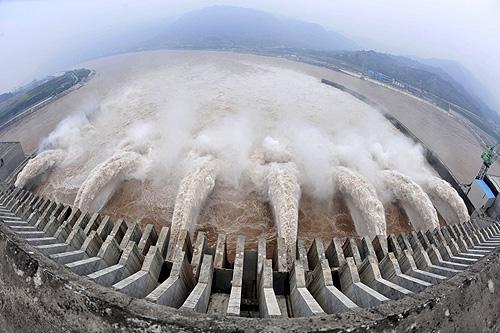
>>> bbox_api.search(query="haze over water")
[2,50,480,256]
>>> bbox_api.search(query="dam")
[1,106,499,329]
[0,51,499,332]
[0,182,499,331]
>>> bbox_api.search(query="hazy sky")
[1,0,499,109]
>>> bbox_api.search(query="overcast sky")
[1,0,500,109]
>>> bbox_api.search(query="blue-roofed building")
[468,178,496,213]
[476,179,495,199]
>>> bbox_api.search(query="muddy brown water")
[3,50,491,262]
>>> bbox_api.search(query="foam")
[382,170,439,231]
[15,149,66,188]
[335,166,386,238]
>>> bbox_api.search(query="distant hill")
[0,93,13,104]
[418,57,499,114]
[330,50,499,125]
[0,69,92,128]
[5,5,495,136]
[147,6,358,51]
[144,7,497,126]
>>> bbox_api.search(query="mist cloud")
[1,0,499,112]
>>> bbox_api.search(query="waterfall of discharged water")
[335,166,386,238]
[15,149,66,188]
[267,161,300,267]
[382,170,439,231]
[170,155,219,247]
[423,176,469,225]
[74,151,144,212]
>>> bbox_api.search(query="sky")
[1,0,500,110]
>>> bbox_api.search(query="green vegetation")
[0,69,91,127]
[0,93,13,104]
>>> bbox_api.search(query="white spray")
[21,53,465,255]
[74,151,146,212]
[267,161,301,265]
[170,154,219,246]
[382,170,439,231]
[423,176,469,225]
[252,137,301,268]
[15,149,66,188]
[334,166,386,238]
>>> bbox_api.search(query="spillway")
[74,151,145,212]
[334,166,386,238]
[170,154,219,248]
[2,49,494,330]
[267,161,300,267]
[1,180,497,329]
[14,149,65,188]
[382,170,439,231]
[423,176,469,225]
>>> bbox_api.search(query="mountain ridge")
[148,6,359,51]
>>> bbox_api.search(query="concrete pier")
[258,259,282,318]
[1,182,499,321]
[379,252,431,292]
[191,231,207,280]
[338,257,389,307]
[325,238,346,268]
[307,238,325,270]
[408,231,460,277]
[119,222,142,250]
[357,255,412,299]
[180,254,214,313]
[289,259,325,317]
[146,250,194,307]
[297,238,309,269]
[167,229,192,263]
[308,258,357,313]
[342,238,362,266]
[273,237,288,272]
[113,245,164,298]
[227,236,245,316]
[89,241,144,286]
[213,233,227,269]
[138,224,158,255]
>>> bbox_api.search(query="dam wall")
[0,71,95,133]
[0,76,496,331]
[0,184,499,332]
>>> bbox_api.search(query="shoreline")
[0,70,95,133]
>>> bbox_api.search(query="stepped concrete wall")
[0,123,499,332]
[0,222,499,332]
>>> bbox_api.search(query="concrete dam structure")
[1,181,499,332]
[0,52,499,332]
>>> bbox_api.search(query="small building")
[466,175,500,219]
[0,142,25,182]
[367,70,393,84]
[468,178,495,211]
[391,79,406,89]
